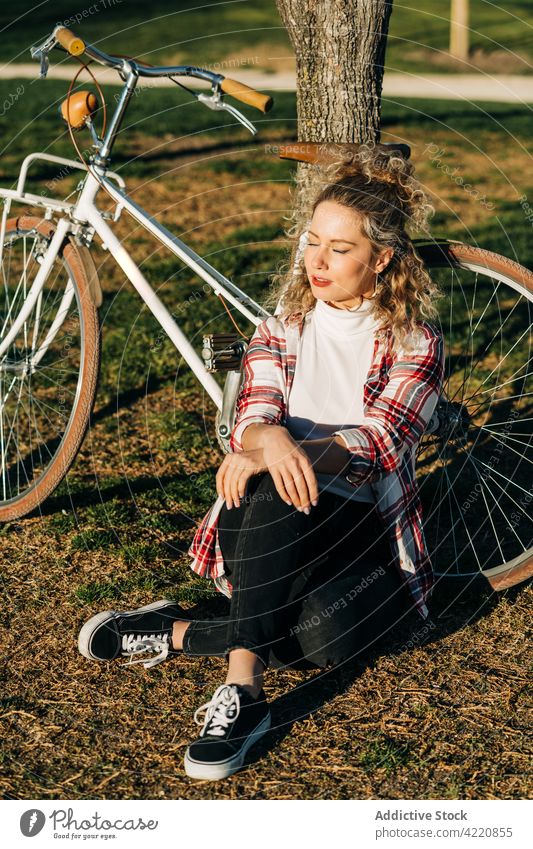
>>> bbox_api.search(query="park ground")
[0,64,531,800]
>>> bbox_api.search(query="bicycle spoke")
[0,241,80,493]
[447,464,484,571]
[465,320,531,398]
[473,426,532,465]
[0,237,40,338]
[461,358,532,406]
[447,286,525,407]
[456,271,478,408]
[466,453,530,548]
[446,281,501,405]
[481,429,532,438]
[467,392,532,421]
[467,451,532,509]
[469,459,526,551]
[463,452,507,564]
[0,380,33,499]
[2,376,29,470]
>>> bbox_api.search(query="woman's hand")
[261,427,319,512]
[216,448,268,509]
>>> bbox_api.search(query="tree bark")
[276,0,393,145]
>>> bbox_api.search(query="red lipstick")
[311,275,332,288]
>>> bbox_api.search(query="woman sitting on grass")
[78,143,445,782]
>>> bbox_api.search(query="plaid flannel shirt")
[188,309,445,620]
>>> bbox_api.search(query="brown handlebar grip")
[220,78,273,113]
[55,27,86,56]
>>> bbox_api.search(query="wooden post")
[450,0,470,60]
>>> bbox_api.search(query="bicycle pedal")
[202,334,247,372]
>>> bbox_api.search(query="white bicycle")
[0,24,531,596]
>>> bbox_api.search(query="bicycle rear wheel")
[0,216,101,520]
[415,241,532,591]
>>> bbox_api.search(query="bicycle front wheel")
[415,241,532,591]
[0,216,101,520]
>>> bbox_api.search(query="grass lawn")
[0,78,531,799]
[1,1,532,74]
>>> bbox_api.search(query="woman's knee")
[234,471,300,522]
[244,470,285,504]
[221,471,320,528]
[289,596,344,668]
[292,582,404,669]
[298,623,368,668]
[298,633,349,669]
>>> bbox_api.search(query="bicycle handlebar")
[53,26,273,113]
[219,78,272,113]
[55,26,85,57]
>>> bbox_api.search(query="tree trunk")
[276,0,393,145]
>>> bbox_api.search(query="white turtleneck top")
[285,297,382,503]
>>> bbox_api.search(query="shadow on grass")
[240,577,529,775]
[14,367,219,520]
[29,472,206,520]
[90,372,178,424]
[111,134,294,176]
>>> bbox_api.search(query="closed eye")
[306,242,349,254]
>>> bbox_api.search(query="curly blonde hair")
[263,142,443,352]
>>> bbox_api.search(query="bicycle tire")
[415,240,532,591]
[0,216,101,521]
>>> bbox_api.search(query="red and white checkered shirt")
[188,310,445,620]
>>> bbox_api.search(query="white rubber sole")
[183,711,272,780]
[77,598,177,661]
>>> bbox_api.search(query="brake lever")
[196,89,257,135]
[30,32,57,78]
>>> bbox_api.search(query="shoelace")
[120,632,171,669]
[193,684,241,737]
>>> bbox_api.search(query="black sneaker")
[78,599,191,668]
[184,683,271,780]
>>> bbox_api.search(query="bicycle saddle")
[278,141,411,165]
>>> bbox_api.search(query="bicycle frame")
[0,152,272,412]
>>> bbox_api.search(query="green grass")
[0,82,298,190]
[73,567,217,605]
[74,580,118,604]
[70,528,118,551]
[1,1,532,73]
[357,735,414,773]
[5,76,528,277]
[386,0,533,73]
[1,0,290,68]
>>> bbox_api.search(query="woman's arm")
[242,423,351,474]
[295,435,353,474]
[229,319,286,453]
[237,423,320,509]
[223,320,321,510]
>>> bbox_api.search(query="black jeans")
[183,471,414,670]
